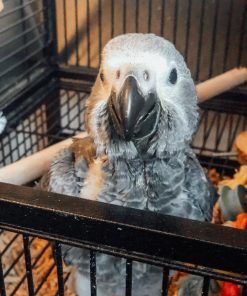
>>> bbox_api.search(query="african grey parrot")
[41,33,217,296]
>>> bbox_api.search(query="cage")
[0,0,247,295]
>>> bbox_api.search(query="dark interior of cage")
[0,0,247,296]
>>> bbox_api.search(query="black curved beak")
[108,76,160,141]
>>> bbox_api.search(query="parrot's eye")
[100,71,104,82]
[116,70,121,79]
[143,70,149,81]
[168,68,177,84]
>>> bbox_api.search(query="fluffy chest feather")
[48,138,211,222]
[80,154,205,220]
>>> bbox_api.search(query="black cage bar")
[1,183,247,288]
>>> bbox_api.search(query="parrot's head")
[85,34,198,160]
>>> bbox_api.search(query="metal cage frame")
[0,0,247,295]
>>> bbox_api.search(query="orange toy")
[220,282,241,296]
[220,213,247,296]
[231,213,247,229]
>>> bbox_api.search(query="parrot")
[40,33,217,296]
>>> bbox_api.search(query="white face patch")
[102,51,177,98]
[104,51,167,72]
[100,45,193,134]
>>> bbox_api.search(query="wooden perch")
[0,68,246,186]
[0,133,86,185]
[197,67,247,103]
[0,0,3,12]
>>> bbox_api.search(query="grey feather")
[42,33,217,296]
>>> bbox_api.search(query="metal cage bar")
[53,242,65,296]
[0,7,45,35]
[0,255,6,296]
[0,183,247,280]
[161,268,169,296]
[9,241,50,296]
[125,259,132,296]
[90,250,97,296]
[201,276,210,296]
[23,235,35,296]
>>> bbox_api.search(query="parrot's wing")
[38,148,79,195]
[38,136,99,275]
[185,151,218,222]
[39,136,96,196]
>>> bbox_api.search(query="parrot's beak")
[108,76,160,141]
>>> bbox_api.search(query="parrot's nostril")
[100,71,104,82]
[116,70,121,79]
[143,70,149,81]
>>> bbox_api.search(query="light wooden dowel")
[0,68,246,185]
[0,0,3,12]
[0,133,86,185]
[197,67,247,103]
